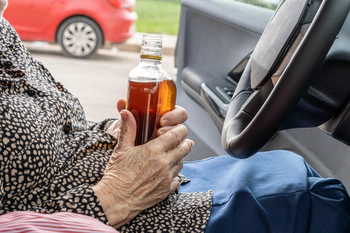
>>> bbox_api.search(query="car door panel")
[175,0,273,160]
[177,0,273,130]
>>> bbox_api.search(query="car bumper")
[102,10,138,44]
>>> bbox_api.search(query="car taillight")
[107,0,134,11]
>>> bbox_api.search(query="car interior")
[175,0,350,192]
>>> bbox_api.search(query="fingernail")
[120,110,127,121]
[160,119,168,126]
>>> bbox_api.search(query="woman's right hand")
[92,109,193,229]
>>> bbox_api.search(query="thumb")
[117,110,137,149]
[117,99,126,112]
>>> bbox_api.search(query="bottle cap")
[140,34,163,60]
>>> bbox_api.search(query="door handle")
[201,83,229,118]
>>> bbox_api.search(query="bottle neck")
[139,57,162,65]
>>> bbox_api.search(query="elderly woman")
[0,0,212,230]
[0,0,349,232]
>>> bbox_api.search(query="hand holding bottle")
[93,106,193,229]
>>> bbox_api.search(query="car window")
[236,0,280,10]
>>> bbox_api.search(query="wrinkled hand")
[105,120,121,139]
[92,101,193,228]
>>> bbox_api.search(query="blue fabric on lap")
[179,150,350,233]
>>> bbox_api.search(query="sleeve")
[34,59,119,134]
[0,211,118,232]
[31,183,110,225]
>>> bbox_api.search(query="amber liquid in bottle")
[127,79,177,145]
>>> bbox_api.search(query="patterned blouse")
[0,18,212,232]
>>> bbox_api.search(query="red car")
[4,0,137,58]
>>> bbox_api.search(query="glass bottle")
[126,34,177,146]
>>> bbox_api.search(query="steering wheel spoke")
[240,80,274,117]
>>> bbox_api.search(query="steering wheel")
[221,0,350,159]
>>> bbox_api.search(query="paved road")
[28,45,178,122]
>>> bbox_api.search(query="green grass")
[135,0,181,35]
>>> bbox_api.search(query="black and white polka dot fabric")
[0,18,212,232]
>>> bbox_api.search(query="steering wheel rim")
[222,0,350,159]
